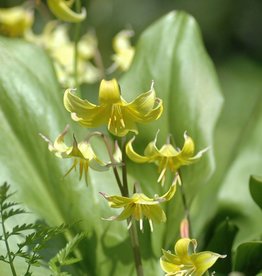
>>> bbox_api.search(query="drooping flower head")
[100,180,177,232]
[40,126,108,181]
[26,22,100,87]
[126,131,208,185]
[64,79,163,137]
[0,6,33,37]
[47,0,86,23]
[160,238,226,275]
[111,29,135,72]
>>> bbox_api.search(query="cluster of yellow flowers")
[0,3,134,87]
[53,78,224,275]
[0,1,225,275]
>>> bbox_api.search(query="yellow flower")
[40,126,108,181]
[126,131,208,185]
[111,30,135,72]
[64,79,163,137]
[101,180,176,232]
[47,0,86,23]
[26,22,100,87]
[0,6,33,37]
[160,238,226,275]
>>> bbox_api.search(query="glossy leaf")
[205,218,238,273]
[192,57,262,247]
[249,175,262,210]
[120,11,223,250]
[233,241,262,275]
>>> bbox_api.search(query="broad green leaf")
[0,36,109,275]
[233,241,262,275]
[205,218,238,273]
[192,57,262,247]
[249,175,262,210]
[120,11,223,251]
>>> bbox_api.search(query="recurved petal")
[99,79,121,104]
[47,0,86,23]
[144,131,161,158]
[78,141,96,159]
[160,250,181,274]
[175,238,197,260]
[64,89,108,127]
[101,193,134,208]
[142,204,166,223]
[126,137,150,163]
[134,193,159,205]
[88,159,108,171]
[189,147,209,162]
[126,86,156,114]
[53,125,70,153]
[191,251,226,275]
[161,249,182,265]
[66,135,85,158]
[125,96,163,123]
[158,181,177,202]
[177,132,208,164]
[181,132,195,158]
[115,204,134,221]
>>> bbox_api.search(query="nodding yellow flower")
[40,126,108,181]
[111,30,135,72]
[64,79,163,137]
[160,238,226,276]
[0,6,33,37]
[26,22,100,87]
[47,0,86,23]
[100,179,177,232]
[126,131,208,185]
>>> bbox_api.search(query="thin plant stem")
[87,132,124,194]
[127,218,144,276]
[74,0,82,94]
[0,213,17,276]
[178,172,193,238]
[103,135,124,194]
[121,137,144,276]
[121,137,129,197]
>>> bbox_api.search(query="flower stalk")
[73,0,81,93]
[121,137,144,276]
[179,174,193,237]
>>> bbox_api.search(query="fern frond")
[1,202,19,211]
[0,182,15,204]
[49,233,85,274]
[1,208,27,221]
[11,223,36,235]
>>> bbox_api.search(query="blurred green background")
[1,0,262,64]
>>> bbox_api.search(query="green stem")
[121,137,129,197]
[74,0,82,94]
[0,211,17,276]
[178,172,193,237]
[89,132,124,194]
[127,218,144,276]
[121,137,144,276]
[103,135,124,194]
